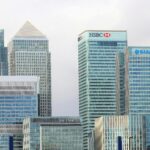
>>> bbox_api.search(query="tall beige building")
[8,21,51,116]
[94,115,145,150]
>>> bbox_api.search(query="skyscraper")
[125,47,150,115]
[78,30,127,149]
[125,47,150,149]
[8,21,51,116]
[0,29,8,75]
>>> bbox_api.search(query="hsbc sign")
[78,31,126,42]
[89,32,111,38]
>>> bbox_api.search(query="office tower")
[23,117,83,150]
[95,115,145,150]
[125,47,150,115]
[0,76,39,149]
[0,29,8,75]
[78,30,127,149]
[8,21,51,116]
[125,47,150,149]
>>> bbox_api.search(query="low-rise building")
[23,117,83,150]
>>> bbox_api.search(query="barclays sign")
[135,49,150,54]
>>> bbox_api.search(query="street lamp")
[129,136,133,150]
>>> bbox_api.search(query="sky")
[0,0,150,116]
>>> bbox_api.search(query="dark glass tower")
[0,29,8,75]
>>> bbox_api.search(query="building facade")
[8,21,51,116]
[0,125,23,150]
[88,130,95,150]
[95,115,145,150]
[0,76,39,150]
[125,47,150,149]
[0,29,8,75]
[23,117,83,150]
[125,47,150,115]
[0,76,39,124]
[78,30,127,149]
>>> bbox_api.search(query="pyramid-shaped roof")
[15,21,46,37]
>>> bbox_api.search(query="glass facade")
[0,124,23,150]
[145,115,150,149]
[8,21,51,116]
[0,134,9,150]
[40,125,83,150]
[126,47,150,115]
[125,47,150,149]
[0,29,8,75]
[95,115,145,150]
[78,30,127,149]
[88,130,95,150]
[23,117,83,150]
[0,76,39,150]
[23,117,41,150]
[0,131,23,150]
[0,76,39,124]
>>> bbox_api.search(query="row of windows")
[129,76,150,78]
[0,96,36,99]
[129,72,150,75]
[129,56,150,60]
[129,68,150,71]
[88,41,126,46]
[129,64,150,67]
[130,84,150,91]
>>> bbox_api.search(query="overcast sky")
[0,0,150,116]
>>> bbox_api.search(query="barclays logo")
[135,49,140,54]
[135,49,150,54]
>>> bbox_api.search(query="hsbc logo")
[89,32,111,38]
[103,33,111,37]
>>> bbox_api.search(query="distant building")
[23,117,83,150]
[78,30,127,149]
[95,115,145,150]
[8,21,51,116]
[0,76,39,149]
[0,29,8,75]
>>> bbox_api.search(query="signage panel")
[79,31,127,41]
[131,48,150,55]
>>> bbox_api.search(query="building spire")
[15,21,46,37]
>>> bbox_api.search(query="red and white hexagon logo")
[103,33,111,37]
